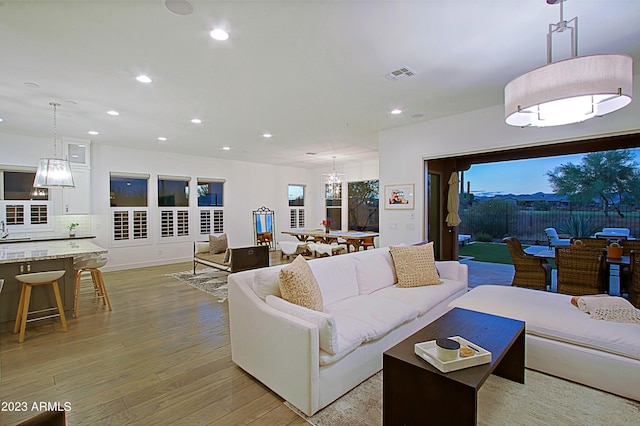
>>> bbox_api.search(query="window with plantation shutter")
[199,208,224,235]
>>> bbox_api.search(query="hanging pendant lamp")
[505,0,633,127]
[33,102,75,188]
[322,156,346,199]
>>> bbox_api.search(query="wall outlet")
[158,249,163,255]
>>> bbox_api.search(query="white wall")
[0,133,333,271]
[378,77,640,248]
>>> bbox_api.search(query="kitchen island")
[0,240,107,333]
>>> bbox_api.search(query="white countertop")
[0,240,107,264]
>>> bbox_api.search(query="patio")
[461,244,626,295]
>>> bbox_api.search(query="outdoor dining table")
[523,246,628,296]
[281,230,379,253]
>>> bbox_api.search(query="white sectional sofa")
[449,285,640,401]
[228,247,468,416]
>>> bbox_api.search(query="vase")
[324,226,331,233]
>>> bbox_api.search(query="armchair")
[544,228,571,247]
[504,237,551,291]
[555,246,607,296]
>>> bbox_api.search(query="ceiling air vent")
[385,66,417,81]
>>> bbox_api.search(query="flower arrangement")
[321,218,333,232]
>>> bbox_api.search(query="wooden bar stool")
[73,255,112,318]
[14,270,68,343]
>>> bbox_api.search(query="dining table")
[281,230,379,253]
[523,245,628,296]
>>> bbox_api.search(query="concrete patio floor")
[460,259,515,289]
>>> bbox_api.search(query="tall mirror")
[253,206,275,250]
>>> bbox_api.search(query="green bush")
[461,199,517,240]
[474,233,493,242]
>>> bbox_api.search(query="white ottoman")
[279,241,309,259]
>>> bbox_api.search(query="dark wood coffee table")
[383,307,525,425]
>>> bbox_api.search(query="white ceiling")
[1,0,639,168]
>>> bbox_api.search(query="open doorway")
[425,132,640,260]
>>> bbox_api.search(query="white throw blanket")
[572,295,640,324]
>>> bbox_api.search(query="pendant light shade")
[33,102,75,188]
[34,158,75,188]
[505,1,633,127]
[505,54,633,127]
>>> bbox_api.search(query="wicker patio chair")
[627,251,640,308]
[503,237,551,291]
[555,246,608,296]
[622,239,640,256]
[573,237,607,250]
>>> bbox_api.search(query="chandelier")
[322,156,346,199]
[33,102,75,188]
[504,0,633,127]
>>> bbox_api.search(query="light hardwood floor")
[0,256,309,425]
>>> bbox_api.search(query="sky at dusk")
[463,148,640,196]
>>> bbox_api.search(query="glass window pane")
[158,179,189,207]
[110,177,148,207]
[348,180,379,232]
[288,185,305,206]
[3,171,48,200]
[197,181,223,206]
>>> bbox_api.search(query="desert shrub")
[474,232,493,242]
[461,199,517,240]
[558,215,603,238]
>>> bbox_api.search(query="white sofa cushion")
[449,285,640,361]
[308,253,359,306]
[266,295,339,355]
[371,278,468,316]
[353,247,397,295]
[325,295,419,344]
[252,265,286,301]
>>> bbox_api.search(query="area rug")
[168,268,230,302]
[286,369,640,426]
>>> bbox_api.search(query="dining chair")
[555,246,608,296]
[627,251,640,308]
[574,238,608,249]
[503,237,551,291]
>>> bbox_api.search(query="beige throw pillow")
[279,255,323,311]
[389,243,442,288]
[209,234,228,254]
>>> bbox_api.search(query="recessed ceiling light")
[390,109,402,115]
[305,152,317,156]
[107,110,120,116]
[136,75,152,83]
[191,118,202,124]
[262,133,272,138]
[158,137,168,141]
[210,28,229,41]
[222,146,231,151]
[88,131,99,135]
[23,82,40,89]
[0,118,3,122]
[164,0,194,16]
[411,113,424,119]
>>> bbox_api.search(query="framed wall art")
[384,184,414,210]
